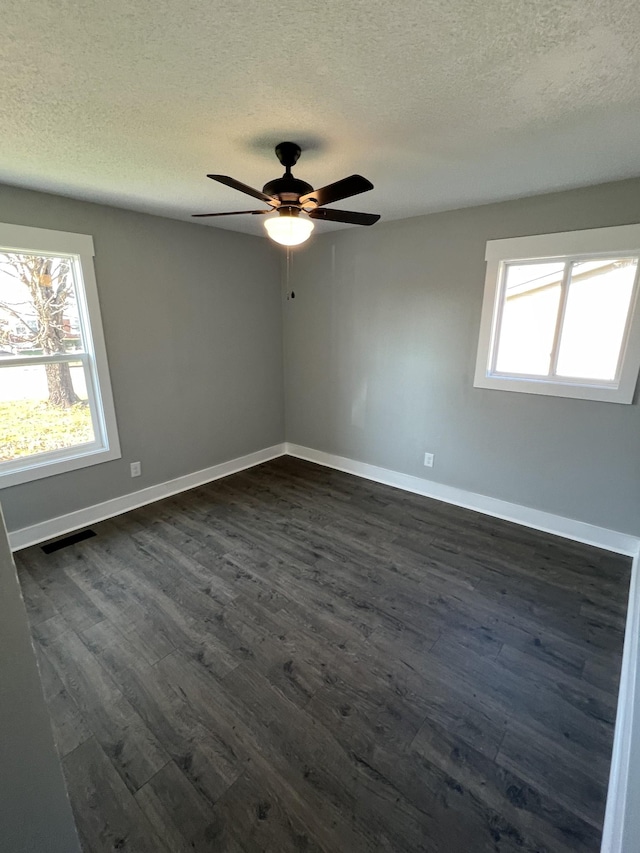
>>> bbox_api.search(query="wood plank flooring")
[15,457,631,852]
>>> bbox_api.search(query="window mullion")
[548,262,572,377]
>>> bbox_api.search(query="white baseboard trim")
[285,443,640,557]
[8,443,286,551]
[601,549,640,853]
[13,439,637,557]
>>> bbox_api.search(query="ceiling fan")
[193,142,380,246]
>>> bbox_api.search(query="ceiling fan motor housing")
[262,175,314,206]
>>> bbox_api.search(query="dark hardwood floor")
[16,457,631,852]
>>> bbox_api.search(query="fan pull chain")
[286,247,295,300]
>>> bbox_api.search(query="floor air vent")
[41,529,97,554]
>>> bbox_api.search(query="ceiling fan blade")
[192,210,271,217]
[308,208,380,226]
[299,175,373,207]
[207,174,279,206]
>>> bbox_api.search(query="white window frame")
[474,223,640,404]
[0,222,120,487]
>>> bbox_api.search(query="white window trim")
[0,222,121,487]
[474,223,640,404]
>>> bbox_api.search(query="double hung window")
[0,223,120,487]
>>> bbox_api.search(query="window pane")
[0,362,94,462]
[556,259,638,381]
[494,263,565,375]
[0,253,84,356]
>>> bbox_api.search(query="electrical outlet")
[423,452,434,468]
[130,461,141,478]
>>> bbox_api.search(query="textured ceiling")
[2,0,640,237]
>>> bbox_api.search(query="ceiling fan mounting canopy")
[193,141,380,245]
[274,141,301,169]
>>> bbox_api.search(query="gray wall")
[284,178,640,535]
[3,177,640,537]
[0,184,285,533]
[0,505,81,852]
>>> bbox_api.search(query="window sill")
[473,372,634,404]
[0,444,121,488]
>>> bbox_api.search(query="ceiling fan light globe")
[264,214,314,247]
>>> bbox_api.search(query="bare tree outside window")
[0,253,80,407]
